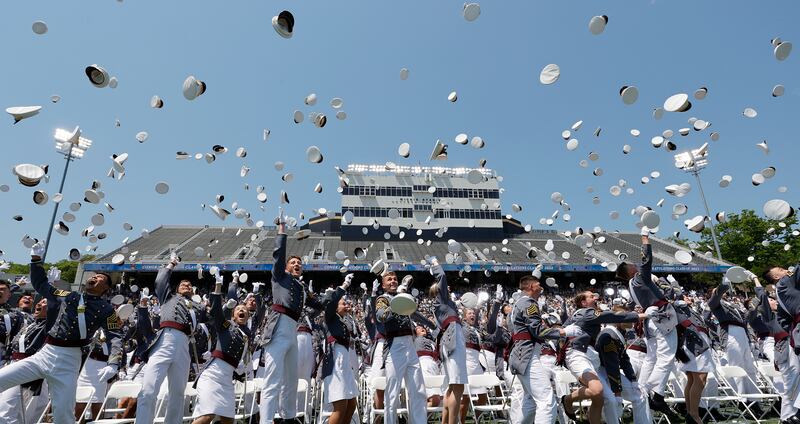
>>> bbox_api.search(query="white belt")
[78,295,88,340]
[18,329,26,353]
[3,314,11,346]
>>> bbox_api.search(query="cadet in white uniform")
[320,275,358,424]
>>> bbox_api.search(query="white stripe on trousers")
[135,328,191,424]
[383,335,427,424]
[260,314,299,423]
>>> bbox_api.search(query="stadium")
[79,164,732,289]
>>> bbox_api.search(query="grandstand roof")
[83,224,732,274]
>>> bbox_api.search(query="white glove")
[30,242,46,258]
[98,365,118,382]
[209,266,220,276]
[532,264,543,279]
[0,262,10,271]
[644,305,659,318]
[214,273,224,293]
[308,280,315,294]
[721,276,731,286]
[168,251,180,266]
[495,284,504,301]
[640,227,650,236]
[225,299,237,309]
[252,282,263,293]
[202,351,211,362]
[47,267,61,283]
[371,278,380,295]
[744,270,757,282]
[275,207,288,225]
[398,282,408,294]
[563,324,582,338]
[341,273,353,290]
[231,271,240,283]
[17,276,29,287]
[429,257,444,276]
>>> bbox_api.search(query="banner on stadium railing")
[83,262,731,274]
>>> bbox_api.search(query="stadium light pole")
[674,143,723,260]
[42,127,92,262]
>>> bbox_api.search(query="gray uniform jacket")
[142,266,206,361]
[1,302,28,361]
[30,260,123,366]
[207,292,254,369]
[708,282,747,348]
[674,302,710,356]
[566,308,639,353]
[375,293,435,366]
[775,265,800,353]
[628,244,667,309]
[508,295,560,375]
[260,234,321,346]
[431,271,460,356]
[754,285,794,367]
[320,287,350,380]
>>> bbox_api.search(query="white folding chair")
[716,365,780,422]
[153,384,197,423]
[422,374,445,420]
[34,386,96,424]
[368,376,408,424]
[92,381,141,424]
[467,373,509,424]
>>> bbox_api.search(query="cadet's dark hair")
[763,265,781,282]
[573,291,593,308]
[615,262,630,281]
[287,255,302,263]
[95,272,113,284]
[0,280,11,289]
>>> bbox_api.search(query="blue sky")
[1,1,797,263]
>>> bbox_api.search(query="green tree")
[1,255,95,285]
[696,209,799,278]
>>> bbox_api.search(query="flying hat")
[155,182,169,194]
[447,91,458,102]
[674,250,693,265]
[763,199,793,220]
[430,140,447,160]
[210,205,230,220]
[6,106,42,124]
[13,164,45,187]
[719,175,732,187]
[150,95,164,108]
[772,85,785,97]
[32,20,48,34]
[539,64,560,85]
[306,146,323,163]
[400,68,409,80]
[470,136,484,149]
[91,213,105,226]
[85,65,110,88]
[314,183,323,193]
[463,3,481,21]
[272,11,295,38]
[398,142,411,158]
[280,190,289,204]
[774,40,792,61]
[694,87,708,100]
[664,93,691,112]
[619,86,639,105]
[684,215,706,233]
[304,93,317,106]
[182,75,206,100]
[588,15,608,35]
[54,221,69,235]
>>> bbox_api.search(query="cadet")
[375,271,434,424]
[259,209,321,424]
[0,242,123,424]
[192,273,259,424]
[507,275,562,424]
[764,264,800,422]
[320,274,358,424]
[0,298,49,424]
[616,228,677,414]
[136,254,206,424]
[427,257,466,424]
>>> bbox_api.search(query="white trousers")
[419,355,442,398]
[598,368,652,424]
[724,326,759,394]
[518,346,556,424]
[776,344,800,419]
[627,349,646,378]
[260,314,299,423]
[481,350,497,374]
[638,320,677,396]
[0,344,81,424]
[135,328,191,424]
[383,336,427,424]
[0,370,50,424]
[504,368,526,424]
[279,331,314,418]
[77,357,109,403]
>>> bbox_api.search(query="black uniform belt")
[417,350,440,360]
[466,342,480,351]
[160,321,191,335]
[89,352,109,362]
[211,350,240,368]
[327,335,350,347]
[385,329,413,339]
[45,336,89,347]
[271,304,300,322]
[298,326,313,334]
[721,321,745,329]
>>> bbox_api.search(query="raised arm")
[411,311,437,330]
[324,287,346,320]
[29,259,59,301]
[593,311,641,325]
[639,235,653,283]
[708,278,729,310]
[272,233,288,279]
[753,279,774,322]
[208,292,224,332]
[375,296,391,323]
[154,267,173,304]
[487,299,502,334]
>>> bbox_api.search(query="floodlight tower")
[674,143,722,260]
